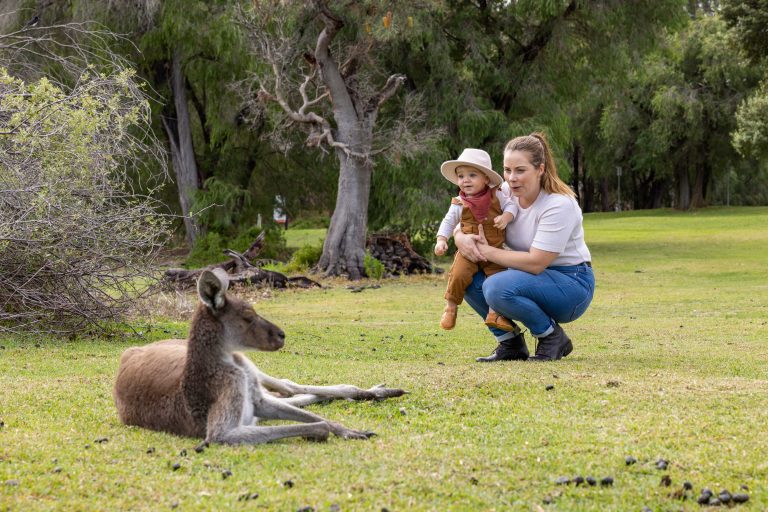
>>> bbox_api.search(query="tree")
[236,1,439,279]
[0,21,171,334]
[723,0,768,160]
[596,12,759,209]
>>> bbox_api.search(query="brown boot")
[484,309,518,332]
[440,306,457,330]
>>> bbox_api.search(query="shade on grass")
[1,207,766,511]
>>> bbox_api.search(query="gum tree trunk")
[318,150,373,279]
[162,48,201,246]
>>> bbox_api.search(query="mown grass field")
[1,207,767,511]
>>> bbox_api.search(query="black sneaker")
[530,323,573,361]
[476,333,529,362]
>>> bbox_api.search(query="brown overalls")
[444,190,507,304]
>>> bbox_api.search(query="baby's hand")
[434,239,448,256]
[493,215,509,229]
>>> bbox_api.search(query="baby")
[435,148,518,332]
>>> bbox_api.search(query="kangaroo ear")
[197,269,230,311]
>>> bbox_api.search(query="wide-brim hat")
[440,148,502,188]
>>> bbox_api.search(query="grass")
[284,228,326,250]
[1,206,767,511]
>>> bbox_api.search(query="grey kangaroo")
[114,269,405,444]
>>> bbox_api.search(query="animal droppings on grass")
[555,476,570,485]
[179,449,187,457]
[146,447,155,454]
[194,441,208,453]
[238,492,259,501]
[283,479,294,488]
[697,489,713,505]
[625,456,637,465]
[586,476,596,486]
[437,362,445,366]
[660,475,672,486]
[606,380,620,387]
[53,466,62,473]
[545,384,555,391]
[171,462,181,471]
[732,493,750,503]
[170,502,179,509]
[718,490,732,504]
[296,507,314,512]
[222,469,232,479]
[740,484,749,491]
[683,481,693,490]
[573,476,584,486]
[399,407,406,415]
[469,476,479,485]
[600,476,614,486]
[655,459,668,470]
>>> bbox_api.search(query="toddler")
[435,148,518,332]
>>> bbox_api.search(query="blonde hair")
[504,132,575,197]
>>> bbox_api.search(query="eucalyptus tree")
[599,12,759,209]
[722,0,768,160]
[235,1,440,279]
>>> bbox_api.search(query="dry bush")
[0,21,170,334]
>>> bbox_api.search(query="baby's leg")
[442,253,479,329]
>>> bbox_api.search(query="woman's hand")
[454,227,488,263]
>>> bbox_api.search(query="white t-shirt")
[505,191,591,266]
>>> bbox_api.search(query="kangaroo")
[114,269,405,444]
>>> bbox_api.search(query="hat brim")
[440,160,503,188]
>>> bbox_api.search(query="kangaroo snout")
[270,327,286,350]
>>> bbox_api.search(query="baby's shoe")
[440,307,457,330]
[484,309,518,332]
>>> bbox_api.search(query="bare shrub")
[0,22,170,334]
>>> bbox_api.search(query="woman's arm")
[455,221,558,273]
[453,227,486,263]
[478,242,558,274]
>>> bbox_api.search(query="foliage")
[0,66,170,334]
[723,0,768,160]
[363,252,386,280]
[269,243,324,275]
[185,224,289,268]
[2,208,768,510]
[596,13,761,209]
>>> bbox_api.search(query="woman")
[455,132,594,362]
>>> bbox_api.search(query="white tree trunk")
[164,48,200,246]
[319,149,372,279]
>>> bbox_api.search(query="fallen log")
[162,233,321,290]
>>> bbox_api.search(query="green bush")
[364,252,386,279]
[270,243,323,274]
[186,224,289,268]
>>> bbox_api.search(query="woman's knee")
[482,271,524,307]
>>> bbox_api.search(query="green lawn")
[285,228,326,250]
[1,207,767,511]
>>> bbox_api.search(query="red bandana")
[460,185,493,222]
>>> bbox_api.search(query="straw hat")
[440,148,502,188]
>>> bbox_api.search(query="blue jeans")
[464,264,595,339]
